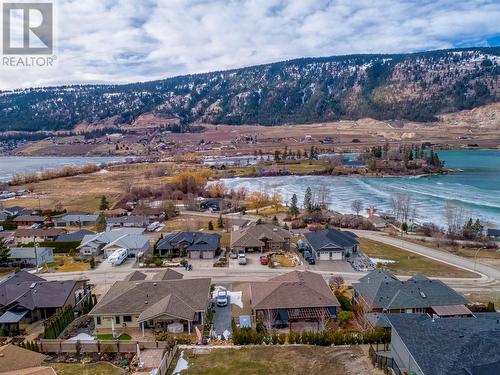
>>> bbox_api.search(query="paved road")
[40,230,500,297]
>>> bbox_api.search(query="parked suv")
[238,254,247,265]
[216,290,228,307]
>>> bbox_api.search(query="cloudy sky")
[1,0,500,89]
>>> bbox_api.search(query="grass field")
[174,346,372,375]
[95,333,131,341]
[46,255,91,272]
[359,238,478,278]
[51,362,124,375]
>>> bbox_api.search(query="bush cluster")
[44,305,75,339]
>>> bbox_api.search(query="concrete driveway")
[212,285,233,339]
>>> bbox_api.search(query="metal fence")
[369,344,403,375]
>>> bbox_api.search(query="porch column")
[201,312,204,326]
[111,318,116,338]
[188,321,191,334]
[141,321,145,337]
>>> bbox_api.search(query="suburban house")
[123,270,148,282]
[303,229,359,261]
[152,268,184,281]
[2,206,27,217]
[13,228,66,244]
[352,270,472,317]
[231,224,291,253]
[0,271,90,335]
[0,344,56,375]
[248,271,340,331]
[487,228,500,240]
[89,272,211,336]
[55,229,95,243]
[156,232,221,259]
[13,215,46,228]
[132,207,166,222]
[78,228,149,258]
[106,215,149,228]
[6,247,54,268]
[53,214,99,227]
[384,313,500,375]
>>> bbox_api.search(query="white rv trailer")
[108,248,128,266]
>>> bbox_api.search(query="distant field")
[359,238,478,278]
[174,346,373,375]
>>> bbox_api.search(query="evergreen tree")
[303,187,313,213]
[0,238,10,265]
[217,215,224,229]
[289,194,299,218]
[208,221,214,230]
[99,195,110,210]
[96,213,107,232]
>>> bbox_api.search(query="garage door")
[319,252,330,261]
[330,251,342,260]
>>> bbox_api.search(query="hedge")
[20,241,80,254]
[44,305,75,339]
[232,324,390,346]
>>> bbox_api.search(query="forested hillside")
[0,47,499,131]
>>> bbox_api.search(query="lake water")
[220,150,500,227]
[0,156,126,181]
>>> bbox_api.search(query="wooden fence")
[39,339,171,354]
[369,344,403,375]
[157,345,178,375]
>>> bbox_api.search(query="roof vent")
[145,301,148,304]
[419,291,427,298]
[153,283,157,286]
[29,282,37,288]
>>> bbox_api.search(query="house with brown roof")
[89,270,211,336]
[13,228,66,244]
[248,271,340,331]
[13,215,47,228]
[231,224,291,253]
[0,271,90,335]
[0,344,55,375]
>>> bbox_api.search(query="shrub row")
[232,325,390,346]
[44,305,75,339]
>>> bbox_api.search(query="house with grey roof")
[89,272,211,336]
[78,228,149,258]
[53,214,99,227]
[7,247,54,268]
[303,229,358,261]
[248,271,340,331]
[353,269,471,317]
[231,224,291,253]
[156,232,220,259]
[106,215,148,228]
[0,271,90,335]
[55,229,95,243]
[385,313,500,375]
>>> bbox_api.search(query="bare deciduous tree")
[351,199,364,216]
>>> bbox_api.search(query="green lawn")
[95,333,131,341]
[359,238,478,278]
[51,362,124,375]
[174,346,370,375]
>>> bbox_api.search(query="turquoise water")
[221,150,500,227]
[0,156,126,181]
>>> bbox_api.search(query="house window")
[96,316,101,325]
[115,316,120,324]
[123,315,132,322]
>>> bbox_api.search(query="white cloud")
[0,0,499,89]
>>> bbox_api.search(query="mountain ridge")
[1,47,499,132]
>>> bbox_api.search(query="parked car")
[238,254,247,265]
[259,255,269,265]
[306,257,316,265]
[303,250,312,259]
[216,290,228,307]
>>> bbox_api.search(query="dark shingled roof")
[249,271,340,310]
[56,229,95,242]
[157,232,220,252]
[386,313,500,375]
[0,271,81,310]
[151,268,184,281]
[353,270,469,310]
[89,278,211,320]
[304,229,358,252]
[123,271,147,282]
